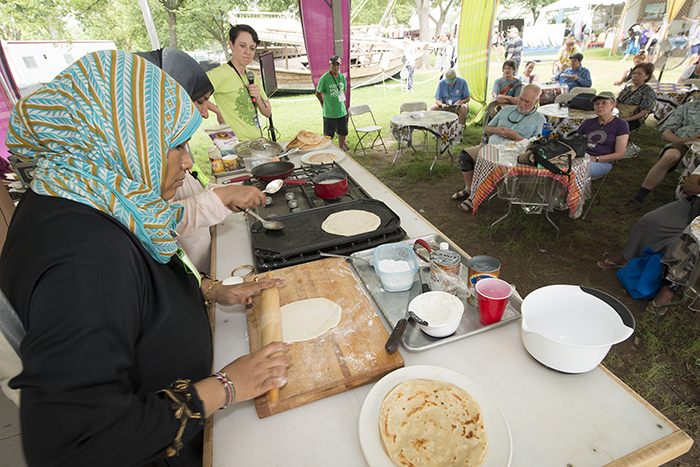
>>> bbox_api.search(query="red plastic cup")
[476,278,513,326]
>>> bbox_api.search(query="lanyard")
[228,61,257,110]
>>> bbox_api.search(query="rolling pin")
[259,273,283,404]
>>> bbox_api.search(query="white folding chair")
[682,78,700,88]
[570,87,596,95]
[348,104,388,156]
[555,93,574,104]
[399,101,430,147]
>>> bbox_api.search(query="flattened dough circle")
[321,210,381,237]
[280,297,342,342]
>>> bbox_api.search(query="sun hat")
[445,68,457,84]
[592,91,616,103]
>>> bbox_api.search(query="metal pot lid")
[233,138,284,158]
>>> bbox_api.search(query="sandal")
[597,259,625,269]
[458,199,473,212]
[645,299,659,313]
[451,189,470,201]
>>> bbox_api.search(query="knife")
[385,278,421,354]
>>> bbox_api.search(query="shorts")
[693,44,700,55]
[659,143,690,160]
[323,115,348,137]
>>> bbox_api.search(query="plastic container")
[409,291,464,337]
[373,243,419,292]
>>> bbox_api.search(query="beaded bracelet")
[211,371,235,409]
[203,280,222,306]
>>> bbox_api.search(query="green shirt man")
[315,56,349,151]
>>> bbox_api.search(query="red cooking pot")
[284,171,348,199]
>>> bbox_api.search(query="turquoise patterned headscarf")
[6,50,202,263]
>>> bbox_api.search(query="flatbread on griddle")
[321,210,381,237]
[379,379,488,467]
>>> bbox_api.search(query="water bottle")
[542,123,552,138]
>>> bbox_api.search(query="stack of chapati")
[287,130,331,150]
[378,379,488,467]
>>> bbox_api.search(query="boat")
[228,11,405,92]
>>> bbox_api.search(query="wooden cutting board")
[246,257,404,418]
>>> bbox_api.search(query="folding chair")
[682,78,700,88]
[399,101,430,148]
[582,163,613,219]
[348,104,388,156]
[570,87,596,95]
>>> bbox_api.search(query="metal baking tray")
[347,234,522,352]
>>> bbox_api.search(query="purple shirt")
[576,117,629,158]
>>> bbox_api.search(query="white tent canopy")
[535,0,624,25]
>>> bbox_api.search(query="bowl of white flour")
[409,291,464,337]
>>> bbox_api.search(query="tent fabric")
[457,0,498,106]
[666,0,686,23]
[298,0,351,107]
[0,42,20,164]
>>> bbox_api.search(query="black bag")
[568,92,596,111]
[518,135,587,176]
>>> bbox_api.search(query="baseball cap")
[445,68,457,84]
[570,53,584,60]
[329,55,341,64]
[508,26,519,33]
[592,91,616,103]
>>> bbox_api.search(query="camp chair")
[569,87,596,95]
[399,101,430,147]
[348,104,388,156]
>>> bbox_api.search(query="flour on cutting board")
[280,298,342,342]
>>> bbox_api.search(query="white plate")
[358,365,512,467]
[300,149,346,165]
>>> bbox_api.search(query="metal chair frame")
[348,104,388,156]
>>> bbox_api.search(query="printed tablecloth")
[471,143,591,219]
[661,215,700,311]
[651,82,698,126]
[390,110,459,154]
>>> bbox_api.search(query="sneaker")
[616,199,643,214]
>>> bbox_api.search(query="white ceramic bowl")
[409,291,464,337]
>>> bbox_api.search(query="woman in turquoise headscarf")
[0,50,290,467]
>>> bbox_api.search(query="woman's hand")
[223,342,292,402]
[214,185,266,211]
[209,277,285,306]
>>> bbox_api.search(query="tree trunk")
[415,0,431,69]
[168,9,177,48]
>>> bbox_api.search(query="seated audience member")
[576,92,629,178]
[678,61,700,84]
[491,60,522,105]
[518,61,539,84]
[553,53,592,92]
[616,62,656,131]
[614,51,646,86]
[598,168,700,311]
[451,84,545,212]
[430,68,470,135]
[554,37,582,73]
[617,99,700,213]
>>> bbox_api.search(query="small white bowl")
[409,291,464,337]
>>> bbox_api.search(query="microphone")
[246,71,256,104]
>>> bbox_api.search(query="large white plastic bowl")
[520,285,635,374]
